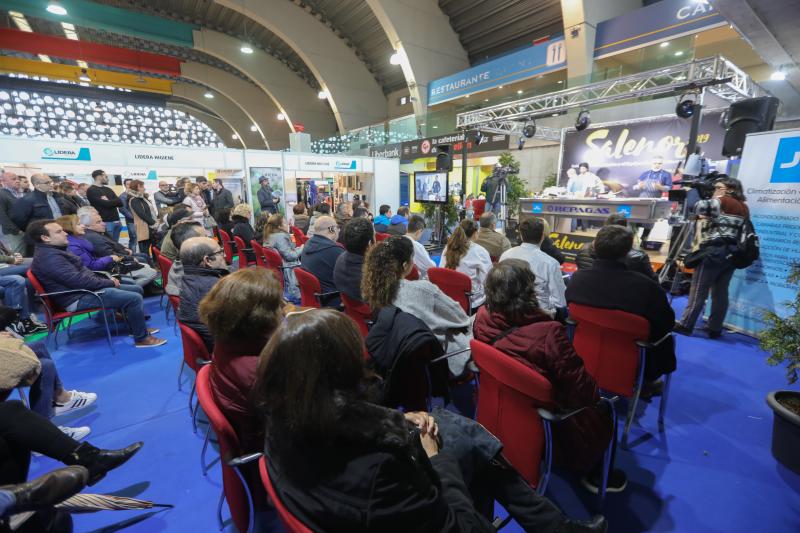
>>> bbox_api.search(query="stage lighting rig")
[575,109,591,131]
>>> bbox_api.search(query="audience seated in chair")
[263,213,302,302]
[253,309,607,533]
[230,203,257,264]
[291,203,310,235]
[566,225,676,396]
[78,207,152,268]
[0,246,45,336]
[473,259,625,494]
[442,219,493,308]
[575,214,658,282]
[405,215,436,279]
[373,204,392,234]
[27,220,165,348]
[386,206,409,236]
[306,203,331,238]
[300,216,344,308]
[164,221,206,298]
[538,218,566,265]
[157,206,193,261]
[474,212,511,259]
[499,218,566,318]
[333,217,374,302]
[176,236,229,353]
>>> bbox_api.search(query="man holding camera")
[154,181,181,211]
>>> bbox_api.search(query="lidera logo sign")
[42,147,92,161]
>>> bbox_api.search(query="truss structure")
[456,56,765,135]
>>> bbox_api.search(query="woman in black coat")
[230,203,257,263]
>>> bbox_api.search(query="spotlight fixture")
[575,109,591,131]
[203,91,214,99]
[250,124,258,132]
[522,120,536,138]
[675,96,696,118]
[240,45,254,54]
[317,90,328,99]
[389,52,401,65]
[46,2,67,15]
[770,70,787,81]
[660,42,670,48]
[276,113,285,121]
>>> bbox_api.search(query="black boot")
[0,466,88,514]
[63,441,144,486]
[559,515,608,533]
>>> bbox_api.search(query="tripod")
[657,217,696,297]
[489,176,508,229]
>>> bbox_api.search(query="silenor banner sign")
[400,131,508,163]
[548,232,594,263]
[559,110,726,193]
[725,129,800,336]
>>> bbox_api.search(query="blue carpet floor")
[26,295,800,532]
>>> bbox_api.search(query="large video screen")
[414,171,449,204]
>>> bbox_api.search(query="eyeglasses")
[206,249,225,259]
[326,226,339,233]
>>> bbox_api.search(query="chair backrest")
[218,229,234,264]
[156,253,173,287]
[567,303,651,397]
[289,225,308,245]
[405,264,420,281]
[233,236,251,267]
[261,246,285,291]
[257,456,313,533]
[250,240,266,268]
[470,339,555,487]
[473,199,486,219]
[294,267,321,308]
[195,365,253,533]
[427,267,471,315]
[152,246,161,260]
[340,293,372,337]
[26,270,60,313]
[375,232,390,242]
[177,322,210,373]
[168,295,180,314]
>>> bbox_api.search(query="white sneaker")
[54,391,97,416]
[59,426,91,441]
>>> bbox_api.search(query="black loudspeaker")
[113,175,123,186]
[435,145,453,172]
[722,96,780,157]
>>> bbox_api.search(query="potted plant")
[759,263,800,474]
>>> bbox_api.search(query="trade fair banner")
[400,131,509,163]
[549,232,594,263]
[559,110,726,193]
[725,129,800,336]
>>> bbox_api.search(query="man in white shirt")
[405,215,436,278]
[566,163,605,197]
[499,217,566,316]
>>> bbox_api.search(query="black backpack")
[730,218,759,269]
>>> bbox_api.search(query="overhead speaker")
[435,144,453,172]
[722,96,780,157]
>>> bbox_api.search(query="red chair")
[233,236,252,267]
[250,240,267,268]
[177,322,211,434]
[156,253,175,322]
[340,293,372,338]
[218,229,235,265]
[473,198,487,219]
[290,225,308,245]
[470,339,613,499]
[258,456,313,533]
[375,232,390,242]
[294,268,339,309]
[26,271,116,353]
[405,264,420,281]
[196,365,261,533]
[261,246,286,291]
[567,303,674,448]
[427,267,473,315]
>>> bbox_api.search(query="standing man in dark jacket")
[300,216,344,308]
[333,218,374,302]
[196,177,213,206]
[0,171,26,254]
[154,181,181,210]
[566,225,676,389]
[117,179,137,253]
[176,236,228,352]
[86,170,123,242]
[27,219,165,348]
[10,174,62,232]
[209,179,234,222]
[257,177,277,215]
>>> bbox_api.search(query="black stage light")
[676,97,696,118]
[575,109,591,131]
[522,120,536,138]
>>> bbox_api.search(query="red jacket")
[473,307,612,471]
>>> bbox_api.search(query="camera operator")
[674,176,749,339]
[154,181,181,210]
[481,164,504,214]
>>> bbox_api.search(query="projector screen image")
[414,171,448,204]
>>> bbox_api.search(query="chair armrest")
[36,288,106,298]
[635,331,673,349]
[315,290,341,299]
[565,317,577,327]
[226,452,263,468]
[430,347,471,364]
[538,396,618,422]
[196,358,212,367]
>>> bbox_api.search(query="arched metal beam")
[215,0,387,132]
[168,101,243,149]
[192,29,338,138]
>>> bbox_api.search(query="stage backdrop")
[725,128,800,336]
[559,110,726,193]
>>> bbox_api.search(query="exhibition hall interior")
[1,0,799,531]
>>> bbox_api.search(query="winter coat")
[265,398,494,533]
[84,229,128,258]
[10,190,56,230]
[575,243,657,282]
[0,188,22,235]
[386,214,408,236]
[333,251,365,302]
[300,235,344,308]
[31,244,115,309]
[473,228,510,259]
[56,194,81,216]
[473,307,612,471]
[292,214,310,235]
[540,236,566,264]
[129,194,157,243]
[209,188,234,221]
[231,216,257,263]
[67,235,113,272]
[265,231,301,300]
[177,264,228,352]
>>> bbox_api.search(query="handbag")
[683,248,709,268]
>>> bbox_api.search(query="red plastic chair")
[340,293,372,338]
[567,303,673,448]
[261,246,286,291]
[177,322,211,434]
[473,199,487,219]
[196,365,261,533]
[250,240,266,268]
[156,253,175,322]
[427,267,473,315]
[405,264,419,281]
[258,456,314,533]
[374,232,390,242]
[290,225,308,245]
[218,229,235,265]
[294,267,339,309]
[233,236,252,267]
[26,270,115,353]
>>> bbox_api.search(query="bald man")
[300,215,344,307]
[176,236,229,351]
[10,174,62,231]
[0,171,26,253]
[154,180,181,210]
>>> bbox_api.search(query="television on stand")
[413,171,449,204]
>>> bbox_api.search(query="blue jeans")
[105,221,122,243]
[75,287,148,341]
[0,489,14,518]
[27,342,63,419]
[0,274,30,320]
[126,219,138,253]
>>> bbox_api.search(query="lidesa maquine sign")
[42,147,92,161]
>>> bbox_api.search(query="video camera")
[675,153,716,200]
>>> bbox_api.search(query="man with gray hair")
[176,236,228,351]
[154,180,181,210]
[10,174,62,231]
[0,171,26,254]
[474,211,511,259]
[300,215,344,307]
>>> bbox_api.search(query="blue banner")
[594,0,725,58]
[428,37,566,105]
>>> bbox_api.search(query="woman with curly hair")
[442,219,492,308]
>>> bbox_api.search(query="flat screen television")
[413,171,448,204]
